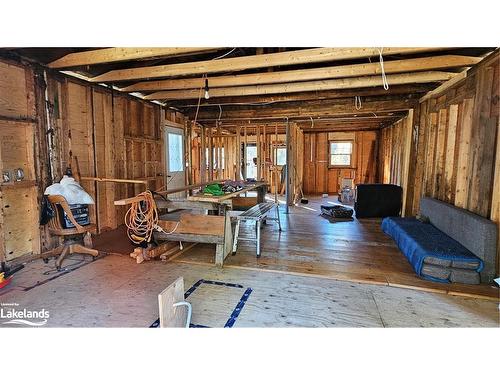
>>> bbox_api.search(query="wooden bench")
[232,202,281,257]
[154,212,232,267]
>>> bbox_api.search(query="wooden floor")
[1,195,498,327]
[2,255,498,327]
[173,195,500,301]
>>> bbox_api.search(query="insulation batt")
[44,175,95,205]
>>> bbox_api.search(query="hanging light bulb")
[204,78,210,100]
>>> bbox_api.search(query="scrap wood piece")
[80,176,149,184]
[113,179,226,206]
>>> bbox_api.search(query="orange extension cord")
[124,190,159,244]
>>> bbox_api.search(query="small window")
[168,133,184,172]
[274,146,287,166]
[329,141,353,167]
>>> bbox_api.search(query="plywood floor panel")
[2,255,498,327]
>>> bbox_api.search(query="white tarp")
[44,175,94,205]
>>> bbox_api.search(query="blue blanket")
[381,217,484,282]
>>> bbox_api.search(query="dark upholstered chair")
[354,184,403,218]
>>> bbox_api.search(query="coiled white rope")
[355,96,362,110]
[377,47,389,90]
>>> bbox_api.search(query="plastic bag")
[44,175,95,205]
[203,183,224,196]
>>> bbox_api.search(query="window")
[168,133,184,172]
[329,141,353,167]
[274,146,287,166]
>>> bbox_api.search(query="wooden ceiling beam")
[193,96,417,121]
[48,47,219,68]
[213,113,405,126]
[90,47,449,82]
[170,84,433,107]
[123,55,480,92]
[146,71,456,100]
[206,122,387,134]
[300,123,385,132]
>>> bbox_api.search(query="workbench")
[186,181,268,215]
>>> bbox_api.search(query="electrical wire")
[218,104,223,123]
[212,48,237,60]
[377,47,389,90]
[193,73,207,125]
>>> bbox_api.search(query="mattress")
[381,217,483,284]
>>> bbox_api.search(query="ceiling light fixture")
[204,78,210,100]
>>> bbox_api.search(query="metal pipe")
[173,301,192,328]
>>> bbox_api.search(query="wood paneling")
[0,60,40,262]
[380,51,500,274]
[0,55,188,261]
[45,77,178,234]
[0,60,35,119]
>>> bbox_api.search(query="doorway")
[165,126,186,198]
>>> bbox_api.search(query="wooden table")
[187,181,268,215]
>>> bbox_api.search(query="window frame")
[273,144,287,166]
[328,140,354,168]
[167,132,185,173]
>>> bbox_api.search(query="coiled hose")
[125,190,159,244]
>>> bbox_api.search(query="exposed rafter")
[192,96,418,122]
[122,55,479,92]
[90,47,449,82]
[48,47,219,68]
[145,71,456,100]
[170,84,434,107]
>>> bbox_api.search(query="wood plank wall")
[303,130,378,194]
[380,51,500,274]
[0,59,44,261]
[45,77,169,232]
[0,56,187,260]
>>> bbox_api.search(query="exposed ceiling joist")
[48,47,219,68]
[214,113,404,126]
[145,71,456,100]
[171,84,434,107]
[194,96,417,121]
[122,55,479,92]
[90,47,449,82]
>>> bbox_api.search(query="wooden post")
[217,124,222,179]
[236,125,241,180]
[285,119,290,213]
[200,125,206,183]
[244,125,248,179]
[208,127,214,180]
